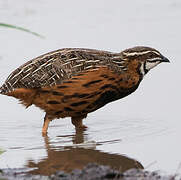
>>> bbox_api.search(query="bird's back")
[0,48,122,95]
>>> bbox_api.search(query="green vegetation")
[0,149,5,155]
[0,23,44,38]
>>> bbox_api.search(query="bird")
[0,46,170,134]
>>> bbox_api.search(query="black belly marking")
[57,85,69,89]
[40,90,50,93]
[54,111,63,115]
[90,90,119,109]
[47,100,60,104]
[64,107,74,111]
[71,93,90,98]
[52,91,64,96]
[100,84,119,91]
[62,93,89,102]
[86,91,102,99]
[83,80,102,87]
[71,101,88,107]
[76,93,90,98]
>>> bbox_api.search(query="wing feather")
[0,48,125,94]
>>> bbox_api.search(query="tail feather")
[6,88,37,108]
[0,84,6,95]
[0,86,3,94]
[0,83,14,95]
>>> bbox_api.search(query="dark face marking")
[143,61,149,74]
[71,101,88,107]
[144,52,159,60]
[83,79,102,87]
[64,107,74,111]
[52,91,64,96]
[47,100,60,104]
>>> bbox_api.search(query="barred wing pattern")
[0,48,126,94]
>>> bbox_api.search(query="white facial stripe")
[123,50,160,57]
[140,62,145,76]
[145,61,160,71]
[140,60,160,77]
[147,57,162,62]
[152,51,160,56]
[123,51,151,56]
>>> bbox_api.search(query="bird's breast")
[6,66,141,118]
[31,67,141,117]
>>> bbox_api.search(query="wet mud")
[0,163,179,180]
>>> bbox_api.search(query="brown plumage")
[0,47,170,134]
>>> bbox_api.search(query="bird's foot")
[76,124,88,130]
[42,131,48,137]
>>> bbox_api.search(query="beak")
[161,56,170,63]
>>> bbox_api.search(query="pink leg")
[42,114,53,135]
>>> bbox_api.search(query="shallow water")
[0,0,181,175]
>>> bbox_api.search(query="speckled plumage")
[0,46,169,134]
[0,48,127,94]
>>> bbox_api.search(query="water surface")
[0,0,181,175]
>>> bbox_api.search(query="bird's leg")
[42,114,53,136]
[71,114,87,130]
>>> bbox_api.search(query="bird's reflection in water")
[26,130,143,176]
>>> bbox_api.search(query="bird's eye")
[148,54,155,58]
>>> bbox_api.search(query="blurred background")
[0,0,180,175]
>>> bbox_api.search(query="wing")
[0,48,125,94]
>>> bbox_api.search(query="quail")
[0,46,170,134]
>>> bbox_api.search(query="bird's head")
[120,46,170,76]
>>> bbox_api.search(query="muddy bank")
[0,163,179,180]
